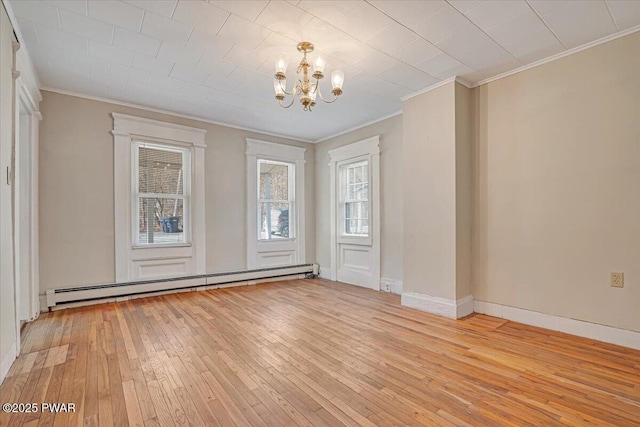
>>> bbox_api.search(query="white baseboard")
[0,341,17,385]
[474,300,640,350]
[401,292,474,319]
[318,265,332,280]
[380,277,403,295]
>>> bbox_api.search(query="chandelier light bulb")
[313,56,326,74]
[331,70,344,90]
[274,53,289,76]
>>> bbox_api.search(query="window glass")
[258,160,293,240]
[341,160,369,236]
[136,143,189,245]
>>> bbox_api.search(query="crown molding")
[474,24,640,87]
[313,110,402,143]
[401,76,471,102]
[40,87,315,144]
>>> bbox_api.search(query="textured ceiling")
[9,0,640,141]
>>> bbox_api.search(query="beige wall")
[455,83,473,300]
[315,114,403,282]
[403,83,457,299]
[473,32,640,331]
[39,91,315,292]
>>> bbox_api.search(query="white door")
[329,137,380,290]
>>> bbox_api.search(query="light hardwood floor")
[1,279,639,426]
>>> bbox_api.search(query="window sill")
[132,243,192,250]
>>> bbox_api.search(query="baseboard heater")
[46,263,318,308]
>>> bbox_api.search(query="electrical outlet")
[610,272,624,288]
[382,282,391,292]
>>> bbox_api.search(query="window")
[134,142,190,245]
[340,160,369,236]
[113,113,206,282]
[258,159,294,240]
[245,139,306,269]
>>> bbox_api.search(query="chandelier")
[273,42,344,111]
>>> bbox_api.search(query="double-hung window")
[340,159,369,237]
[113,113,206,282]
[258,159,294,240]
[245,139,306,269]
[133,142,191,246]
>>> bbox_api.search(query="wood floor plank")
[1,279,639,426]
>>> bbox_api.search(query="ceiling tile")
[87,1,144,32]
[352,50,399,75]
[463,1,530,30]
[296,1,360,27]
[432,62,476,80]
[414,52,462,76]
[123,0,177,18]
[113,27,161,57]
[448,1,485,14]
[147,73,185,90]
[34,23,89,54]
[210,0,269,22]
[606,0,640,30]
[172,1,230,35]
[170,82,214,101]
[66,51,110,74]
[378,62,440,91]
[9,1,61,29]
[485,9,550,45]
[47,1,87,15]
[331,2,395,42]
[169,62,211,84]
[412,3,470,43]
[141,11,193,44]
[457,40,520,72]
[530,0,617,48]
[59,10,113,44]
[16,17,39,44]
[187,30,235,58]
[436,24,493,59]
[368,0,446,28]
[132,53,175,75]
[109,63,150,85]
[196,55,237,76]
[366,22,419,55]
[392,37,442,66]
[224,43,267,70]
[28,43,66,67]
[89,40,134,65]
[157,41,203,67]
[217,15,270,48]
[255,0,314,41]
[502,28,565,63]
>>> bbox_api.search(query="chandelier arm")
[316,82,339,104]
[281,79,301,96]
[278,96,297,108]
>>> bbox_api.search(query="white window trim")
[112,113,206,282]
[246,139,306,269]
[328,136,380,283]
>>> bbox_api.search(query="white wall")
[315,115,403,283]
[0,4,17,382]
[473,32,640,332]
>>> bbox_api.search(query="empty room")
[1,0,639,426]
